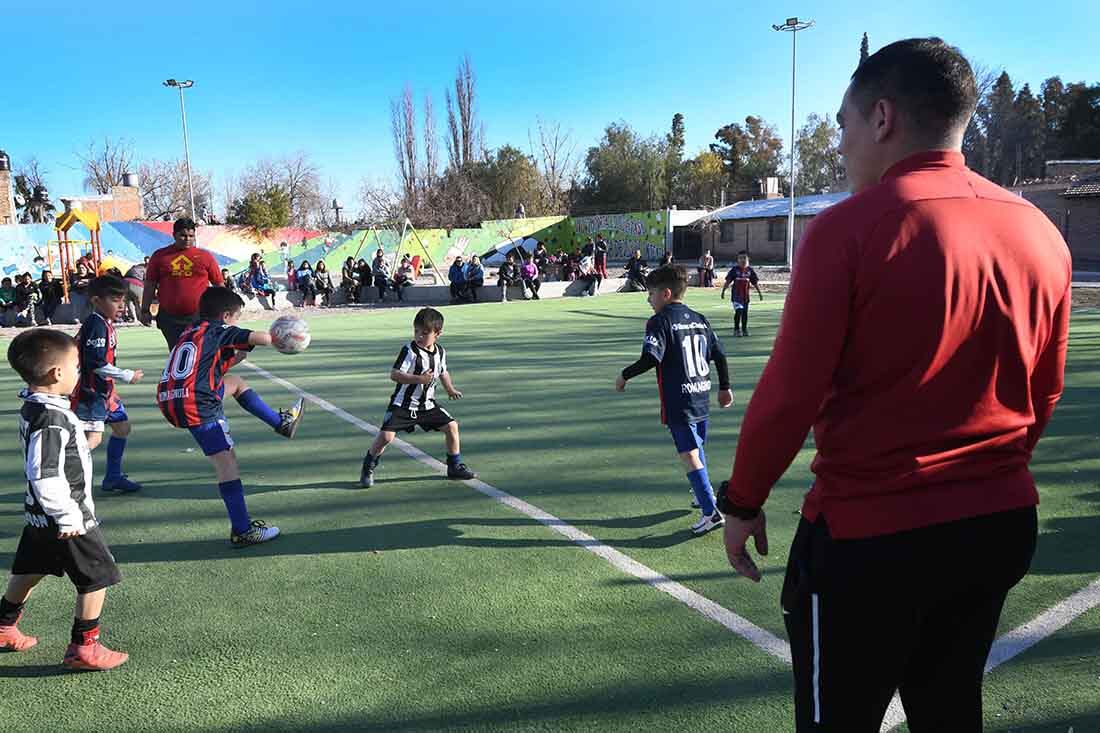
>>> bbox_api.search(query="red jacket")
[145,245,224,317]
[726,151,1072,539]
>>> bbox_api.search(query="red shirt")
[726,151,1072,539]
[145,245,224,316]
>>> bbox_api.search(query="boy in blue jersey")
[72,275,145,493]
[616,266,733,534]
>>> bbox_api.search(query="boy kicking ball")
[0,329,128,669]
[360,307,477,488]
[616,266,733,535]
[156,287,304,547]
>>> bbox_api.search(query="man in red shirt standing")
[720,39,1071,731]
[139,218,224,348]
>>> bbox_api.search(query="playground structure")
[49,208,102,299]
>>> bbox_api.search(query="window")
[768,218,787,242]
[720,221,737,243]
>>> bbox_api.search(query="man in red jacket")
[720,39,1071,731]
[139,218,224,348]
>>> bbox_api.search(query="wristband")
[716,481,761,520]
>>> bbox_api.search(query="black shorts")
[10,525,122,594]
[381,405,455,433]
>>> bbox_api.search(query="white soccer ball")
[270,315,311,354]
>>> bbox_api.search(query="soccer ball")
[270,315,311,354]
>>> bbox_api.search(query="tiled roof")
[1063,174,1100,197]
[708,192,849,221]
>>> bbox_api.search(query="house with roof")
[673,192,849,264]
[1012,160,1100,271]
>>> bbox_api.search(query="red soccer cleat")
[0,615,38,652]
[62,628,128,671]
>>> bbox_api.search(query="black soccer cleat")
[360,455,377,488]
[276,398,305,439]
[447,463,478,481]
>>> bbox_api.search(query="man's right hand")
[138,311,153,327]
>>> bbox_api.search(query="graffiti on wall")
[571,211,667,260]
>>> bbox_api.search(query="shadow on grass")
[0,663,71,679]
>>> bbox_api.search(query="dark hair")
[849,37,977,141]
[737,250,749,257]
[414,307,445,334]
[8,329,76,385]
[173,217,197,234]
[645,265,688,299]
[89,274,127,298]
[199,287,246,320]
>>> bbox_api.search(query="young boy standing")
[360,308,477,487]
[156,287,305,547]
[616,266,733,534]
[73,275,145,493]
[0,329,128,670]
[720,251,763,337]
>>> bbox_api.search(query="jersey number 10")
[681,335,710,379]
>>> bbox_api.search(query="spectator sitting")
[0,277,16,326]
[314,260,335,307]
[286,259,298,292]
[660,251,673,267]
[558,250,578,281]
[296,260,317,307]
[521,255,541,300]
[449,256,469,303]
[222,268,238,293]
[340,257,359,303]
[355,258,372,303]
[37,270,64,325]
[392,255,415,302]
[371,249,389,302]
[68,262,94,323]
[625,249,649,292]
[577,255,601,297]
[497,253,521,303]
[249,255,277,309]
[465,255,485,302]
[15,272,42,326]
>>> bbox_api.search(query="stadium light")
[163,79,197,219]
[772,17,814,271]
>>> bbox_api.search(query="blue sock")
[235,389,282,430]
[687,467,717,516]
[105,436,126,480]
[447,452,462,468]
[218,479,251,536]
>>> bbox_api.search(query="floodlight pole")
[164,79,197,219]
[773,17,814,271]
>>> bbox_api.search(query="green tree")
[795,113,844,194]
[709,116,784,197]
[580,122,668,211]
[1057,83,1100,158]
[470,145,544,219]
[984,71,1018,184]
[1013,84,1045,181]
[665,113,687,207]
[227,186,291,232]
[682,150,726,207]
[1040,76,1068,162]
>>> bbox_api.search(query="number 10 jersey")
[157,320,254,428]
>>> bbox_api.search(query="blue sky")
[3,0,1097,217]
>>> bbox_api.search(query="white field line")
[243,362,791,663]
[246,362,1100,733]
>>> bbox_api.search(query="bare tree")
[77,137,135,194]
[235,153,322,227]
[445,56,482,169]
[423,92,439,184]
[139,159,214,221]
[357,178,405,224]
[14,157,48,191]
[530,118,579,213]
[391,85,419,213]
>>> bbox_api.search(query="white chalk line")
[244,362,1100,732]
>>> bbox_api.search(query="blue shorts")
[668,420,708,454]
[189,419,235,456]
[74,398,128,433]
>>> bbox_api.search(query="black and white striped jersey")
[18,391,96,533]
[389,341,448,411]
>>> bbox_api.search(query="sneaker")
[63,630,128,671]
[101,475,142,494]
[446,463,478,480]
[742,329,750,337]
[691,512,725,535]
[276,398,305,439]
[231,519,281,548]
[0,617,38,652]
[733,329,742,337]
[360,455,377,488]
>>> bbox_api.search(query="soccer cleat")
[101,475,142,494]
[447,463,478,481]
[276,398,305,439]
[742,329,750,337]
[691,512,725,535]
[231,519,281,548]
[360,455,377,488]
[62,629,128,671]
[0,616,38,652]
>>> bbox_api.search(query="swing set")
[47,208,103,300]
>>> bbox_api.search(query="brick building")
[0,151,15,225]
[59,173,144,221]
[1012,160,1100,271]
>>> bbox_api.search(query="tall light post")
[163,78,196,218]
[772,17,814,271]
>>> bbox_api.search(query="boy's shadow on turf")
[136,477,434,499]
[0,664,71,679]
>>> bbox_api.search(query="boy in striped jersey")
[360,308,476,487]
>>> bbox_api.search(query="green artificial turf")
[0,292,1096,731]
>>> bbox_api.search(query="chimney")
[122,172,139,189]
